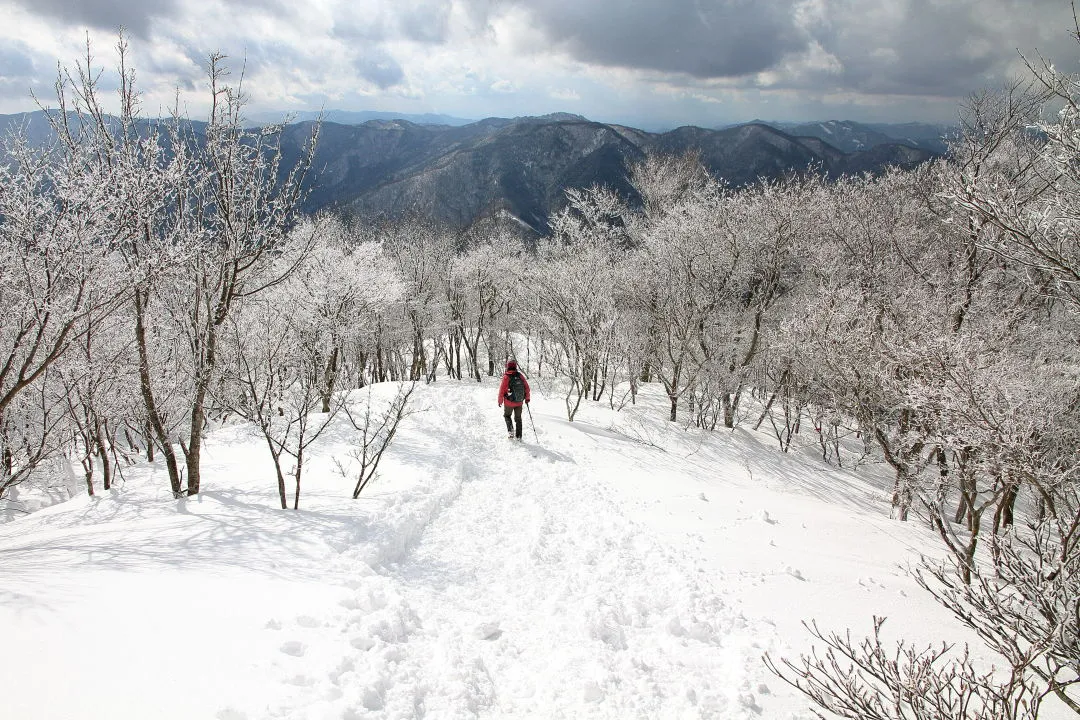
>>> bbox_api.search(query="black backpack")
[507,372,526,403]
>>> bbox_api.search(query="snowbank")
[0,379,985,719]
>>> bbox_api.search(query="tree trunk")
[722,392,735,429]
[874,426,914,522]
[144,421,154,463]
[410,324,427,381]
[186,393,206,497]
[269,445,287,510]
[753,366,790,432]
[959,509,981,585]
[356,351,368,388]
[320,345,339,413]
[83,456,95,497]
[292,446,304,510]
[95,415,112,491]
[453,331,463,380]
[187,278,230,497]
[134,289,181,496]
[953,487,970,525]
[892,471,912,522]
[993,479,1019,533]
[955,463,977,531]
[466,327,483,382]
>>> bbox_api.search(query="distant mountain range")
[1,110,949,234]
[279,115,945,232]
[244,109,476,127]
[244,110,955,155]
[756,120,954,155]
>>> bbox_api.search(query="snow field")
[246,385,772,719]
[0,378,992,719]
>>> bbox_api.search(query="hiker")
[497,360,531,439]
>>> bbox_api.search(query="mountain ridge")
[0,110,944,233]
[756,119,953,154]
[287,115,940,231]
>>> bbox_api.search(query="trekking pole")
[525,402,539,444]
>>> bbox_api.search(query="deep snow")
[0,378,1003,719]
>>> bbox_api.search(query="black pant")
[503,405,523,438]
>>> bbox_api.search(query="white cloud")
[0,0,1073,125]
[490,79,517,93]
[549,87,580,101]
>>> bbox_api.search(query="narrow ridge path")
[252,384,773,719]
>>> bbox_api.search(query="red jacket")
[498,371,531,408]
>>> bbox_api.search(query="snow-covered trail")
[5,377,983,720]
[251,385,773,720]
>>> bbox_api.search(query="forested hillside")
[1,110,938,234]
[283,115,937,231]
[761,119,953,154]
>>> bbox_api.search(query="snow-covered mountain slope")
[0,379,986,719]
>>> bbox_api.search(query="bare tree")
[0,48,142,498]
[529,186,627,420]
[382,217,455,382]
[337,381,417,499]
[768,30,1080,720]
[768,509,1080,720]
[220,294,342,510]
[174,54,319,497]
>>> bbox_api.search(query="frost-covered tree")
[634,182,728,422]
[219,289,341,510]
[447,227,518,381]
[772,26,1080,719]
[629,149,711,223]
[946,76,1079,309]
[382,217,455,382]
[55,305,140,496]
[530,186,628,420]
[699,176,818,429]
[24,39,319,500]
[166,54,319,497]
[0,57,143,498]
[463,215,531,377]
[45,36,199,497]
[288,215,382,410]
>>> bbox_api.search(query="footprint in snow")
[475,621,503,641]
[361,684,387,711]
[295,615,319,628]
[279,640,306,657]
[583,681,604,703]
[349,634,375,651]
[739,691,762,712]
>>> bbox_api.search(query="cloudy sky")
[0,0,1074,129]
